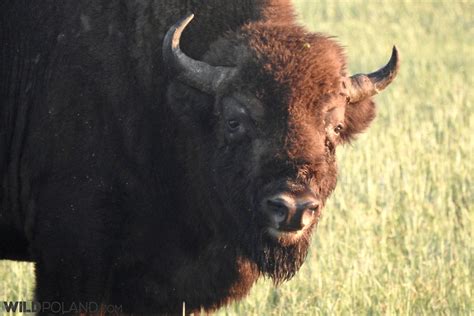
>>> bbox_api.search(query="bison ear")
[340,98,376,142]
[338,46,399,142]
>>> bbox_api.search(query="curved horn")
[344,46,400,103]
[162,14,237,94]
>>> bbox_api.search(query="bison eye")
[227,119,240,131]
[334,124,344,135]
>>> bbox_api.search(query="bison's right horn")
[163,14,237,94]
[344,46,400,103]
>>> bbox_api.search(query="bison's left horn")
[344,46,400,103]
[163,14,237,94]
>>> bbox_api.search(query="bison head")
[163,14,399,282]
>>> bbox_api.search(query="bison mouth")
[232,182,321,282]
[237,207,319,283]
[265,224,313,246]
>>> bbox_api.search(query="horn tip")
[172,14,195,34]
[163,13,196,69]
[185,13,195,22]
[390,45,400,68]
[178,13,195,30]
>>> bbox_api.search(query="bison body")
[0,0,398,313]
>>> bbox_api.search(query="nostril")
[299,201,321,227]
[307,203,320,215]
[266,198,289,223]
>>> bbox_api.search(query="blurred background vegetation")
[1,0,472,315]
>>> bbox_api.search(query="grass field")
[1,0,473,315]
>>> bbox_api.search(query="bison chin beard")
[240,219,312,284]
[258,236,311,284]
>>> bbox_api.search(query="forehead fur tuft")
[204,22,347,108]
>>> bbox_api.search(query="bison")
[0,0,399,314]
